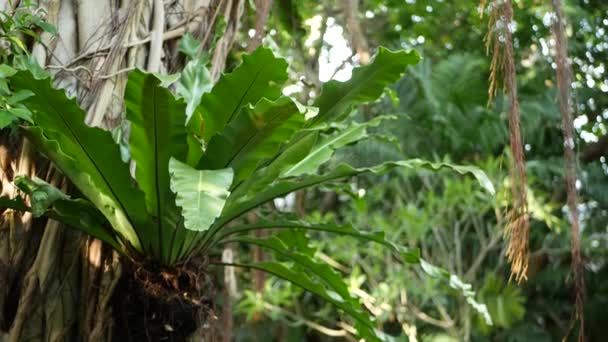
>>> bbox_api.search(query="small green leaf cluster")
[0,3,55,129]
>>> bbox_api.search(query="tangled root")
[112,256,216,342]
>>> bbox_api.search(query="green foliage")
[282,116,394,177]
[0,3,55,128]
[175,33,213,119]
[251,0,608,340]
[169,158,233,232]
[4,46,496,340]
[14,176,68,217]
[125,69,188,258]
[198,96,305,183]
[311,48,419,126]
[476,275,525,334]
[11,70,147,251]
[192,47,288,143]
[0,5,57,58]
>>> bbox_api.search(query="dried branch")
[482,0,530,283]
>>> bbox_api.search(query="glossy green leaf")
[30,15,58,35]
[0,111,16,128]
[169,158,233,232]
[282,115,395,177]
[192,47,288,143]
[0,194,121,251]
[217,218,491,325]
[13,55,49,79]
[311,48,419,126]
[50,199,122,251]
[7,107,32,122]
[222,260,380,341]
[198,97,305,183]
[11,71,147,251]
[151,72,180,87]
[221,159,494,229]
[228,234,380,340]
[6,89,34,104]
[175,56,213,120]
[232,131,319,197]
[14,175,69,217]
[229,235,351,298]
[215,217,420,263]
[125,69,188,259]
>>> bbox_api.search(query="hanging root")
[481,0,529,283]
[551,0,586,340]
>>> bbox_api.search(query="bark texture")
[0,0,244,340]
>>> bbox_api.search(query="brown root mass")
[111,257,215,342]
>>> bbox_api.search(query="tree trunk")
[0,0,244,340]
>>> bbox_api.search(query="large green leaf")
[197,97,305,183]
[225,234,380,341]
[219,260,380,341]
[0,107,33,129]
[214,217,420,263]
[50,199,122,251]
[229,48,419,195]
[310,47,419,126]
[0,194,121,251]
[125,69,188,259]
[232,131,319,197]
[220,159,495,230]
[169,158,233,232]
[228,235,351,298]
[191,47,288,143]
[217,218,492,325]
[11,71,147,250]
[281,116,394,177]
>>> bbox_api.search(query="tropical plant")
[1,46,495,340]
[0,3,55,129]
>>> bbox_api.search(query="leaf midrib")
[223,105,294,168]
[225,66,265,124]
[283,125,362,176]
[312,53,402,125]
[152,84,164,260]
[48,96,137,232]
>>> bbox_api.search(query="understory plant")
[1,46,494,340]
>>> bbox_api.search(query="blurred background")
[228,1,608,341]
